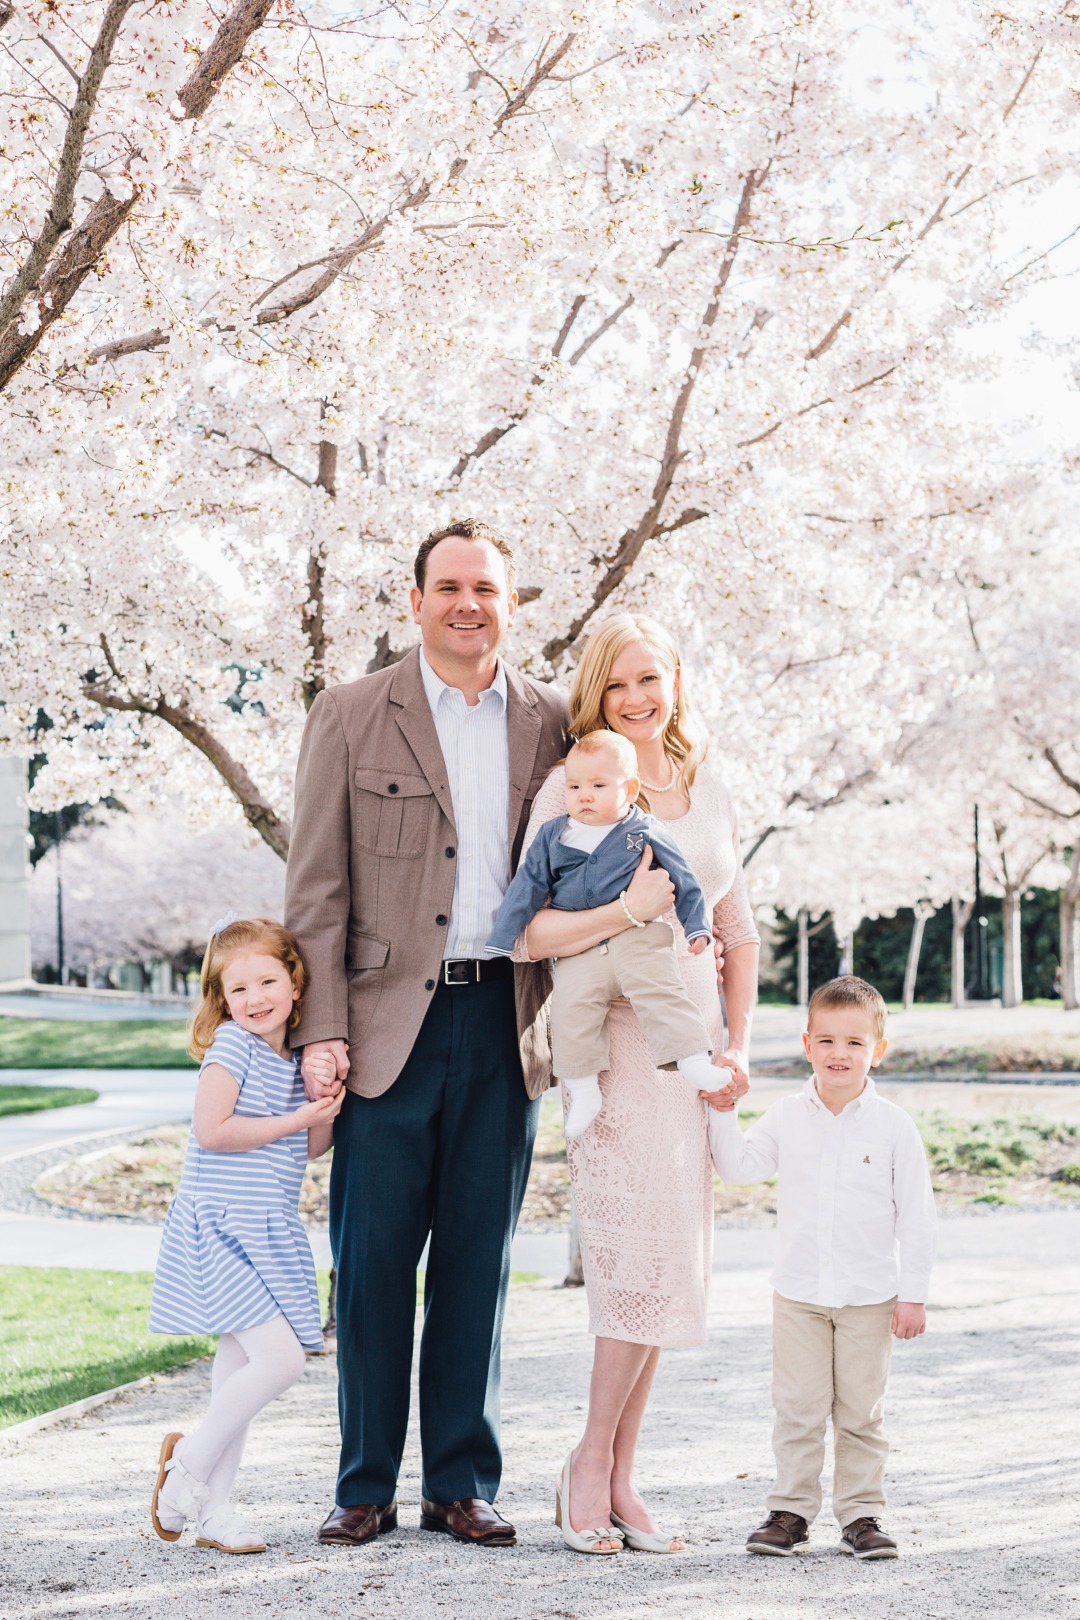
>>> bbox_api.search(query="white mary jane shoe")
[152,1434,208,1541]
[195,1505,267,1555]
[610,1508,684,1553]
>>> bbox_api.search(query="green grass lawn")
[0,1267,539,1429]
[0,1017,194,1070]
[0,1266,216,1428]
[0,1084,99,1116]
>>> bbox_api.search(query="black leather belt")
[441,957,514,985]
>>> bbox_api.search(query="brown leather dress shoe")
[841,1517,898,1559]
[746,1510,810,1556]
[317,1501,399,1545]
[419,1497,516,1546]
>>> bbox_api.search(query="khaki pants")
[767,1291,895,1529]
[550,920,712,1077]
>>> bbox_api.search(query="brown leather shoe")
[841,1517,898,1559]
[746,1510,810,1556]
[419,1497,516,1546]
[317,1501,398,1545]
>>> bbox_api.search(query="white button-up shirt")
[419,647,511,960]
[709,1078,936,1307]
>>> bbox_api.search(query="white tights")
[179,1314,306,1513]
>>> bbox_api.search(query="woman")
[522,614,759,1554]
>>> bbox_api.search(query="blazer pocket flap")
[354,768,431,798]
[347,930,390,970]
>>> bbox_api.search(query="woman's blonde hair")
[567,613,708,812]
[189,917,307,1061]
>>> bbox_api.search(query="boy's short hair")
[565,729,639,780]
[807,975,887,1040]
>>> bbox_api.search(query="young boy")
[708,975,936,1560]
[487,729,721,1136]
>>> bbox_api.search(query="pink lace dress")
[520,765,760,1347]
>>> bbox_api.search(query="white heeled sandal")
[196,1505,266,1555]
[610,1508,684,1553]
[554,1452,623,1555]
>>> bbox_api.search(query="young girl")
[148,916,343,1555]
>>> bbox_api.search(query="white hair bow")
[210,910,239,936]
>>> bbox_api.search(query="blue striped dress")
[149,1022,323,1351]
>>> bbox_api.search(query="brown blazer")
[284,647,568,1099]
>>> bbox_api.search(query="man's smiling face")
[410,536,517,671]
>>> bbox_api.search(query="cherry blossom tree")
[31,807,285,979]
[2,0,1077,963]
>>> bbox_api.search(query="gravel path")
[2,1225,1078,1620]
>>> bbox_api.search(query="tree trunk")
[321,1266,337,1350]
[838,930,854,977]
[1060,846,1080,1011]
[564,1194,584,1287]
[797,908,809,1006]
[902,902,935,1012]
[1002,886,1023,1007]
[951,896,975,1008]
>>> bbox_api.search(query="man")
[285,518,567,1547]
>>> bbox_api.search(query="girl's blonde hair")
[567,613,708,812]
[189,917,307,1061]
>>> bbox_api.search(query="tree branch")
[0,0,139,348]
[492,33,576,133]
[1044,746,1080,805]
[175,0,277,120]
[543,166,765,665]
[83,638,291,859]
[255,35,576,330]
[737,365,897,448]
[805,52,1043,365]
[0,0,278,392]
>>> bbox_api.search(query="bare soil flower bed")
[32,1106,1080,1227]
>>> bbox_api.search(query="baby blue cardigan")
[487,807,711,955]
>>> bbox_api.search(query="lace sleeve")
[712,782,760,951]
[509,767,566,964]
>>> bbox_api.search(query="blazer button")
[436,914,447,926]
[388,782,399,794]
[425,978,435,991]
[445,846,455,858]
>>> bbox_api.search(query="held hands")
[297,1088,346,1132]
[891,1302,927,1340]
[687,936,710,957]
[302,1039,349,1100]
[623,845,675,923]
[700,1050,750,1112]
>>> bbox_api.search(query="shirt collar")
[419,646,507,714]
[801,1075,877,1115]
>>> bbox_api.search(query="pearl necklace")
[638,759,679,793]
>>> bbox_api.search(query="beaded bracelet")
[618,890,646,928]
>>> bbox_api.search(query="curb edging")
[0,1373,159,1445]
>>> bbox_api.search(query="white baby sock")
[562,1075,603,1137]
[676,1052,718,1096]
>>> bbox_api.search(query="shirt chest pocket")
[845,1139,894,1196]
[353,769,432,858]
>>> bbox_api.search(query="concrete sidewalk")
[0,1069,197,1161]
[2,1210,1078,1619]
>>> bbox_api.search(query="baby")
[487,730,719,1135]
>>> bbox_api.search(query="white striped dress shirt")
[419,647,511,960]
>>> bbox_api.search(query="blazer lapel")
[504,663,543,846]
[388,649,457,829]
